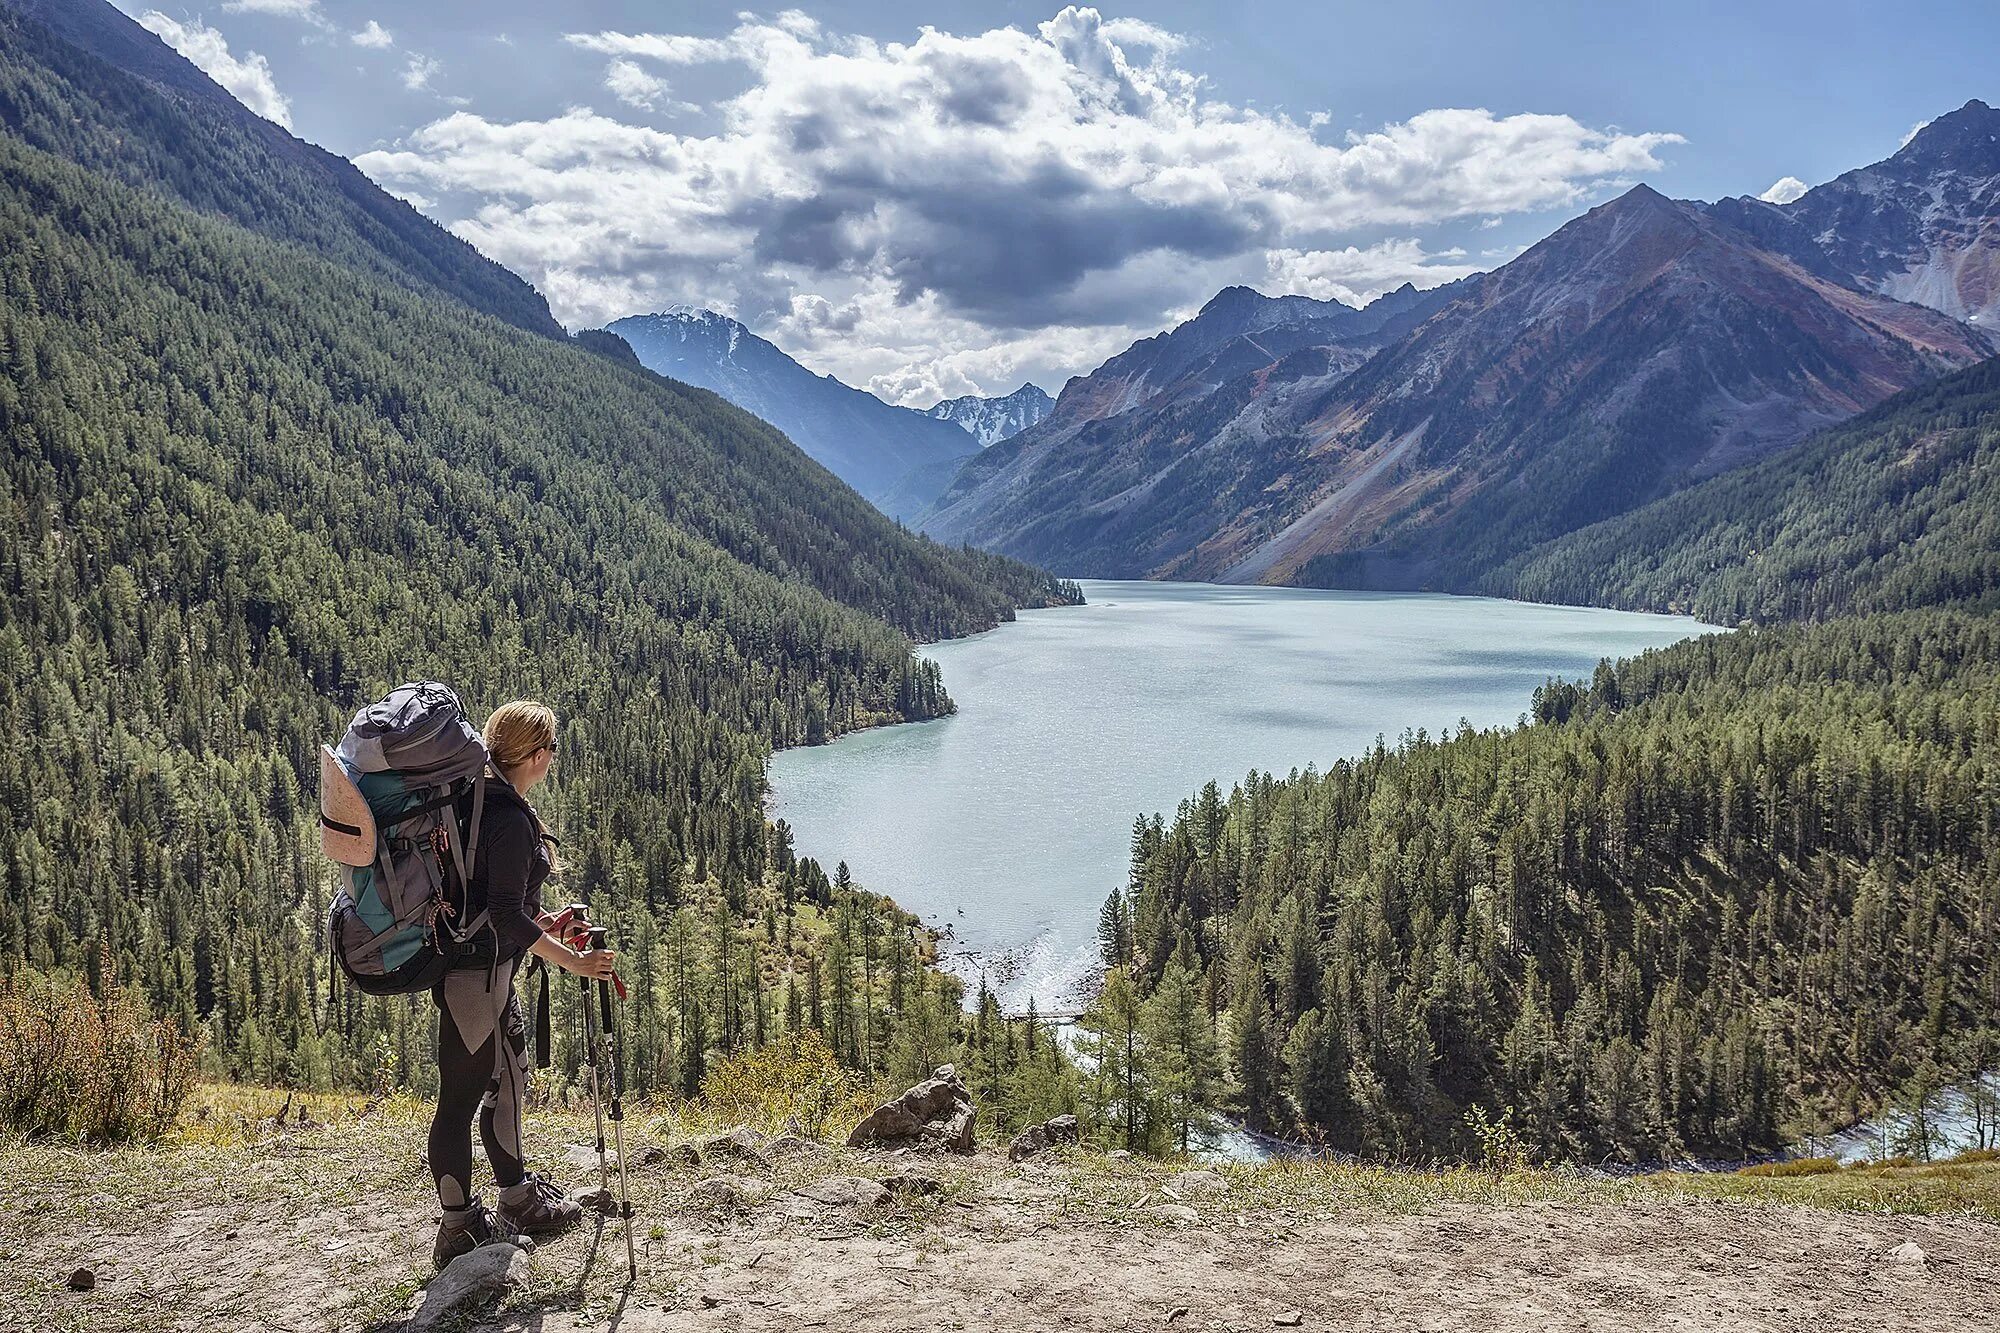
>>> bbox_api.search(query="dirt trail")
[10,1127,1998,1333]
[494,1198,1997,1333]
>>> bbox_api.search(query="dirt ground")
[7,1109,1998,1333]
[482,1194,1999,1333]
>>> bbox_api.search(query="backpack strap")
[466,772,488,865]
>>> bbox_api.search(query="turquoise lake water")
[770,580,1713,1011]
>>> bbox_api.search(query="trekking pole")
[590,924,638,1284]
[564,906,612,1199]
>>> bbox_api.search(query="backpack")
[320,681,495,996]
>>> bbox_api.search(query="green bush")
[0,967,202,1143]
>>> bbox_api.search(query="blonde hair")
[483,700,557,772]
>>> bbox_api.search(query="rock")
[1891,1240,1930,1266]
[792,1175,892,1212]
[846,1065,977,1154]
[674,1143,703,1167]
[564,1143,614,1173]
[409,1245,532,1333]
[1171,1170,1227,1197]
[765,1134,821,1158]
[635,1145,669,1167]
[1008,1114,1083,1162]
[577,1186,621,1216]
[1274,1312,1304,1327]
[1106,1149,1133,1162]
[1166,1306,1189,1322]
[1008,1126,1051,1163]
[688,1175,766,1210]
[66,1267,95,1292]
[1148,1203,1200,1226]
[703,1126,773,1168]
[882,1172,945,1198]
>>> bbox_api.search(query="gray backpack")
[321,682,493,995]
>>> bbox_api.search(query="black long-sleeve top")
[458,776,551,961]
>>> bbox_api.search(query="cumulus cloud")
[1758,175,1809,205]
[1263,240,1479,307]
[138,12,292,128]
[401,53,440,92]
[359,6,1678,399]
[352,20,393,49]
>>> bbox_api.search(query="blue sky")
[117,0,1998,403]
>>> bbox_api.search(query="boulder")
[846,1065,977,1154]
[702,1126,773,1168]
[765,1134,821,1158]
[1170,1170,1227,1197]
[409,1245,532,1333]
[1890,1240,1930,1267]
[1148,1203,1201,1226]
[1007,1114,1082,1163]
[576,1186,621,1216]
[688,1175,767,1210]
[791,1175,892,1213]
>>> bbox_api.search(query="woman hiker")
[429,700,616,1268]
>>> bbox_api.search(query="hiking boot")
[432,1203,533,1270]
[495,1171,585,1238]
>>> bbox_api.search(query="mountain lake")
[769,579,1715,1014]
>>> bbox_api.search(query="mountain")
[1489,352,2000,624]
[0,0,1074,1091]
[0,0,563,336]
[925,383,1054,447]
[918,281,1463,568]
[606,309,980,520]
[1707,99,2000,327]
[928,161,1993,587]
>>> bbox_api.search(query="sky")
[113,0,1999,406]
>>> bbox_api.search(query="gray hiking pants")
[429,957,529,1211]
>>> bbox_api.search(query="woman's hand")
[565,946,617,981]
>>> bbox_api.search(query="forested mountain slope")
[0,3,1074,1092]
[1489,355,2000,623]
[0,0,565,336]
[1099,608,2000,1161]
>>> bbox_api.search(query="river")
[769,580,1712,1012]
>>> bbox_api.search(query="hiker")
[429,699,616,1268]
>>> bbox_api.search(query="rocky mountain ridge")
[920,106,2000,590]
[925,383,1054,447]
[607,308,980,520]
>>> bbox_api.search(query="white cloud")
[221,0,324,23]
[401,53,441,92]
[604,58,676,113]
[359,6,1678,397]
[138,12,292,128]
[1758,175,1809,205]
[352,20,393,49]
[1263,240,1479,307]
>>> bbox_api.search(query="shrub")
[0,967,202,1143]
[1736,1156,1840,1177]
[696,1031,870,1139]
[1948,1147,2000,1164]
